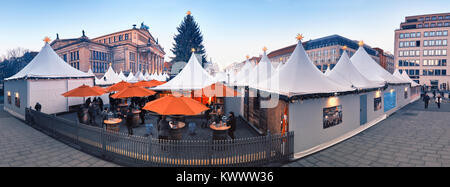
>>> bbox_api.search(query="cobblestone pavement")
[285,99,450,167]
[0,105,118,167]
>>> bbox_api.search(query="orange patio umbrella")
[193,82,240,97]
[142,95,209,116]
[106,81,131,92]
[92,86,106,95]
[111,85,157,99]
[62,84,104,97]
[133,80,165,88]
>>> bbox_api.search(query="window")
[444,30,448,36]
[63,54,67,62]
[125,34,129,40]
[400,34,404,39]
[15,92,20,108]
[7,91,11,104]
[119,35,123,41]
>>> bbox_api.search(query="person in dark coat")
[85,98,92,107]
[227,112,237,139]
[34,102,42,112]
[125,109,134,135]
[88,103,96,125]
[423,94,431,109]
[98,97,104,112]
[436,95,442,109]
[158,116,170,140]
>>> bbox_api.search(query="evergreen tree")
[170,11,208,67]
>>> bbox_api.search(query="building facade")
[394,13,449,90]
[267,35,381,73]
[374,47,396,74]
[50,24,165,77]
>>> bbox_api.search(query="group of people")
[204,104,237,139]
[422,90,446,109]
[77,97,104,126]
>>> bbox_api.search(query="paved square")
[285,99,450,167]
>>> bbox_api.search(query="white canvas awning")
[400,70,420,87]
[6,43,92,80]
[248,52,275,87]
[327,51,383,89]
[118,71,127,81]
[255,40,354,97]
[126,72,138,83]
[153,53,216,90]
[351,46,407,84]
[232,59,254,86]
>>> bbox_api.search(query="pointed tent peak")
[43,36,51,43]
[255,36,353,96]
[351,46,406,84]
[324,65,331,76]
[327,50,381,89]
[401,71,420,87]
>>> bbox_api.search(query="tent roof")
[118,71,127,81]
[6,43,92,80]
[401,71,420,87]
[327,51,383,89]
[248,53,275,87]
[153,53,216,90]
[126,72,138,83]
[97,66,121,85]
[254,41,354,97]
[351,46,407,84]
[232,59,254,86]
[324,66,331,76]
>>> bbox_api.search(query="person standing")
[88,103,96,126]
[227,112,236,139]
[424,94,431,109]
[34,102,42,112]
[158,116,170,140]
[98,97,104,113]
[436,95,442,109]
[125,109,134,136]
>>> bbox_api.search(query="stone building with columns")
[50,24,165,77]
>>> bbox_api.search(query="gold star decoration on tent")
[43,37,51,43]
[263,46,268,52]
[246,55,250,59]
[342,45,348,51]
[191,48,196,52]
[296,34,304,41]
[187,11,191,15]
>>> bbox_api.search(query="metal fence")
[25,108,294,167]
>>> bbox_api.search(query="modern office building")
[267,35,381,72]
[394,13,449,90]
[50,24,165,77]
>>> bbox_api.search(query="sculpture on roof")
[140,22,149,30]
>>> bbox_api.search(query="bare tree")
[6,47,29,60]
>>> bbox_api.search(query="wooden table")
[104,118,122,132]
[210,122,230,140]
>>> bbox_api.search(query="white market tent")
[400,71,420,87]
[255,40,354,96]
[248,52,275,87]
[214,72,228,83]
[3,42,94,119]
[118,71,127,81]
[87,68,95,77]
[351,46,407,84]
[153,53,216,90]
[126,72,138,83]
[324,66,331,76]
[144,71,150,81]
[6,43,92,80]
[137,71,145,81]
[97,65,121,85]
[232,58,254,86]
[326,51,382,89]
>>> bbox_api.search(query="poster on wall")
[404,90,408,99]
[323,105,343,129]
[374,97,382,111]
[384,91,396,112]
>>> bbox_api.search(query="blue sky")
[1,0,449,69]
